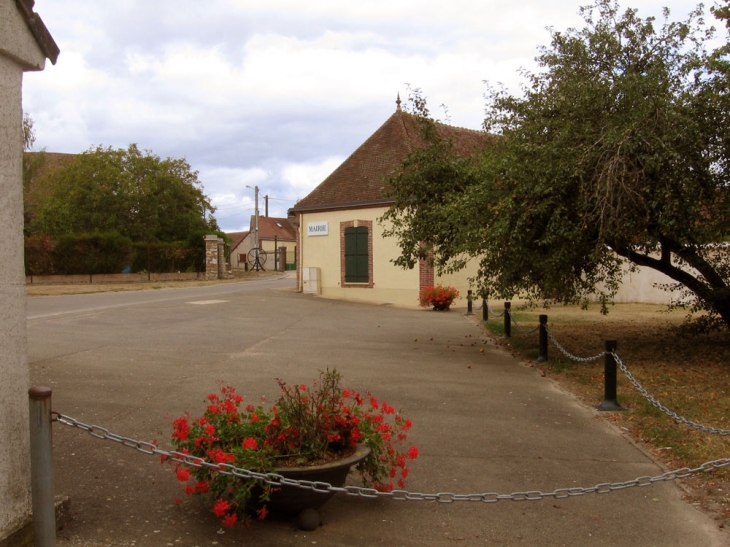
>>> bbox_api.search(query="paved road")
[26,277,294,319]
[27,278,727,546]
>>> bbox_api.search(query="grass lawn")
[482,302,730,526]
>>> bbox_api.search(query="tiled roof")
[291,108,488,213]
[226,231,249,250]
[249,216,297,240]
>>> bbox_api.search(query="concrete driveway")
[27,277,727,546]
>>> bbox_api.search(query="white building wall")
[0,0,47,540]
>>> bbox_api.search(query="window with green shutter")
[344,226,369,282]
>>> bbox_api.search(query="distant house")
[228,216,296,271]
[289,98,488,307]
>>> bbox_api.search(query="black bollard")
[482,298,488,322]
[597,340,626,411]
[503,302,511,338]
[466,290,474,316]
[537,314,548,363]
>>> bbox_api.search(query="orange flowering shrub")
[419,284,460,309]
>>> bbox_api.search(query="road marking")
[186,300,229,305]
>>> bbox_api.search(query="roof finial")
[396,92,402,111]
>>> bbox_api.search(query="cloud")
[25,0,708,231]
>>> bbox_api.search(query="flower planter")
[432,302,452,311]
[261,444,371,517]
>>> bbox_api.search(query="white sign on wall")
[307,222,329,236]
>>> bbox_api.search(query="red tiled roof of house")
[226,231,249,250]
[249,216,296,240]
[291,107,488,213]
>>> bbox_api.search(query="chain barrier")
[486,303,504,317]
[612,353,730,436]
[505,308,540,335]
[543,324,607,363]
[51,411,730,504]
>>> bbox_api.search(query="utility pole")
[254,186,260,254]
[246,184,264,271]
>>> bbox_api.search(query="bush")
[131,242,196,273]
[24,235,56,276]
[53,233,133,275]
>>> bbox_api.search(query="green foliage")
[53,233,133,275]
[24,235,56,276]
[131,242,194,273]
[30,144,218,243]
[22,113,35,151]
[384,0,730,331]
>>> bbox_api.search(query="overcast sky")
[23,0,708,232]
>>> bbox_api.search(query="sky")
[23,0,709,232]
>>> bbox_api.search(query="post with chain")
[503,302,511,338]
[597,341,626,411]
[537,315,548,363]
[482,296,488,322]
[465,290,474,316]
[29,386,56,546]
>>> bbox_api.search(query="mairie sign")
[307,222,328,236]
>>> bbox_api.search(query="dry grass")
[484,302,730,525]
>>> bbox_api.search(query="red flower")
[207,448,235,464]
[370,397,379,409]
[407,446,419,459]
[250,413,260,422]
[204,425,215,436]
[195,481,209,493]
[256,505,269,520]
[299,384,307,391]
[222,513,238,527]
[175,468,191,482]
[242,437,258,450]
[212,498,230,517]
[172,417,190,441]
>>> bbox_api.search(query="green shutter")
[345,226,369,283]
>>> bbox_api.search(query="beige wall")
[299,207,480,308]
[232,236,295,270]
[602,257,687,305]
[0,0,47,540]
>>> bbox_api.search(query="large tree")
[31,144,218,243]
[383,0,730,332]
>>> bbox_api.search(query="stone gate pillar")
[217,238,225,278]
[204,235,219,280]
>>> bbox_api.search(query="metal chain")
[51,412,730,503]
[486,303,505,317]
[505,309,540,334]
[543,324,607,363]
[613,353,730,436]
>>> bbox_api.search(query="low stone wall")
[26,272,202,285]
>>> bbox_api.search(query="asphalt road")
[26,277,293,319]
[26,277,728,546]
